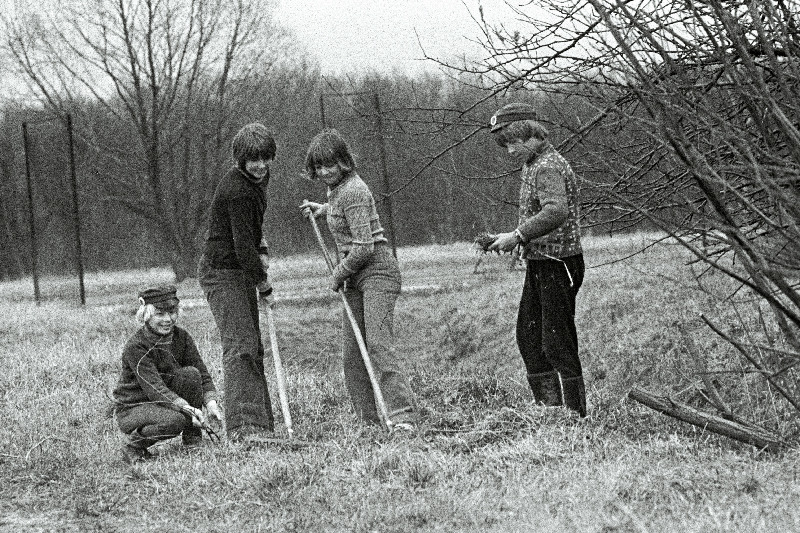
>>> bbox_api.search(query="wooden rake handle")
[265,305,293,438]
[304,204,392,432]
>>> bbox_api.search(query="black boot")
[562,375,587,417]
[527,370,563,407]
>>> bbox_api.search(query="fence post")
[66,113,86,305]
[21,122,41,305]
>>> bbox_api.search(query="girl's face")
[147,308,178,335]
[315,163,344,187]
[244,157,272,180]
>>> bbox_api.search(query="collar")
[236,166,269,185]
[142,323,174,345]
[526,141,552,166]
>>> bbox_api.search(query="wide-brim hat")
[489,102,538,133]
[138,285,179,310]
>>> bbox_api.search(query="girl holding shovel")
[300,129,416,435]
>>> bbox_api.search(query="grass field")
[1,234,798,532]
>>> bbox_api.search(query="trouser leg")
[342,288,379,424]
[519,255,587,415]
[200,270,273,434]
[169,366,203,441]
[117,403,188,448]
[342,285,414,425]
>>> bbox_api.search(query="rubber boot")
[562,375,587,417]
[527,370,564,407]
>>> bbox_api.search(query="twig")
[25,436,71,462]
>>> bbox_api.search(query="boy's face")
[244,157,272,180]
[504,136,545,162]
[147,308,178,335]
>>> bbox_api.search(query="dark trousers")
[199,263,274,434]
[517,254,584,378]
[117,367,202,447]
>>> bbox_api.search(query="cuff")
[172,397,189,409]
[203,392,218,405]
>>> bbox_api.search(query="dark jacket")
[113,326,217,410]
[201,166,269,284]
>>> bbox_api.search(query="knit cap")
[489,102,538,132]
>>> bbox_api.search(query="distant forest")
[0,70,628,280]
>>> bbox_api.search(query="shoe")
[121,444,154,464]
[182,433,204,447]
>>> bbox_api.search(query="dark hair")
[304,129,356,180]
[493,120,549,147]
[232,123,277,168]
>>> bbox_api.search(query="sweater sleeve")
[228,195,267,284]
[517,165,569,241]
[332,188,375,283]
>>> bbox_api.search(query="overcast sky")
[275,0,516,75]
[0,0,520,99]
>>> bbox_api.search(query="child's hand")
[205,400,223,423]
[300,200,326,219]
[328,276,344,293]
[181,405,206,428]
[488,231,522,253]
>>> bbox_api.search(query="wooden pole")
[66,113,86,305]
[319,93,327,128]
[21,122,41,305]
[628,385,784,452]
[372,91,397,258]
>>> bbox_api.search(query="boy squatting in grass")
[198,123,278,443]
[112,285,223,463]
[486,102,587,417]
[300,129,416,435]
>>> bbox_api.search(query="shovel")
[304,204,393,433]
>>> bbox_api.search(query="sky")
[0,0,521,100]
[274,0,517,75]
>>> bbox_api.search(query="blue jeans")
[341,244,414,424]
[198,259,273,434]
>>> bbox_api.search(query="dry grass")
[1,233,798,532]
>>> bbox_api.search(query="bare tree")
[456,0,800,440]
[3,0,290,280]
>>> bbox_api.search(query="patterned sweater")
[113,326,217,410]
[517,142,583,259]
[326,173,388,284]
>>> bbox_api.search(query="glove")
[205,400,223,423]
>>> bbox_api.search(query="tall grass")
[1,234,798,532]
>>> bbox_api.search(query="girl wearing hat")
[113,285,222,463]
[300,129,416,435]
[198,123,277,442]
